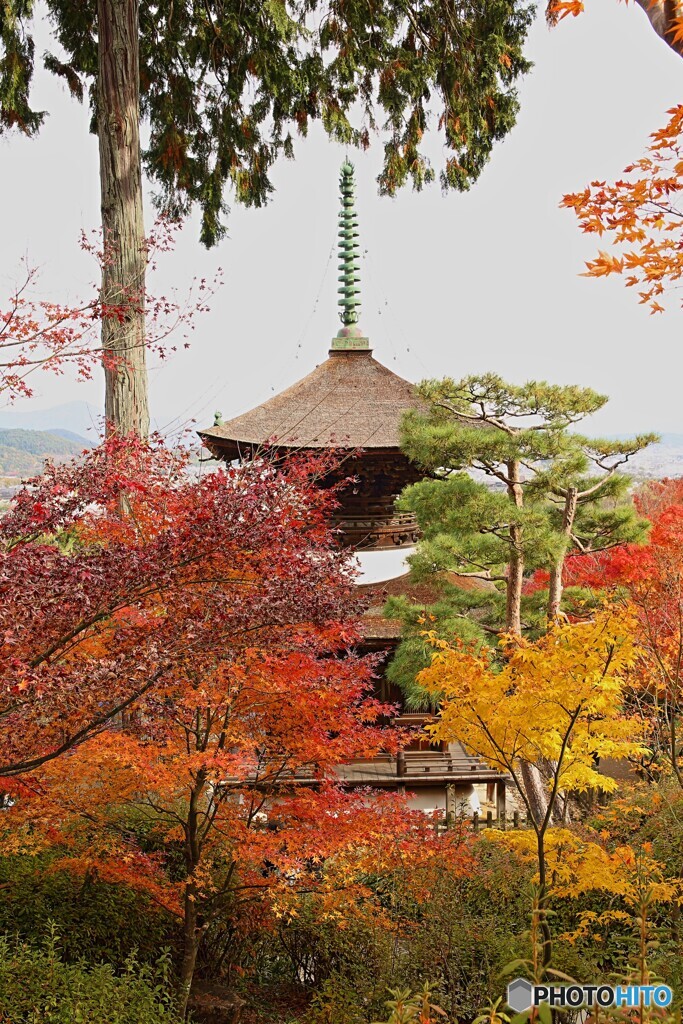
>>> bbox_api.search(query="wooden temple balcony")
[336,745,509,820]
[336,746,504,787]
[211,743,509,821]
[334,510,420,550]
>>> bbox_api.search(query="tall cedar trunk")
[97,0,150,437]
[506,460,524,636]
[548,487,578,620]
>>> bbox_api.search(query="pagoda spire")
[338,160,361,325]
[330,160,370,352]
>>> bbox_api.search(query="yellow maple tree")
[418,604,647,966]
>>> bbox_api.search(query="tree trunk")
[178,887,200,1018]
[519,761,553,828]
[536,829,553,971]
[97,0,149,437]
[505,462,554,823]
[506,460,524,636]
[634,0,683,58]
[548,487,578,620]
[178,773,206,1016]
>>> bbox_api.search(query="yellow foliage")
[486,828,677,905]
[418,605,646,796]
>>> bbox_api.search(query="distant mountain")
[51,428,96,447]
[658,434,683,448]
[0,401,101,439]
[0,428,87,479]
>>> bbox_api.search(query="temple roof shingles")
[198,350,426,458]
[359,571,498,642]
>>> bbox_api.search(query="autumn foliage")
[547,479,683,786]
[0,222,218,405]
[0,436,448,1007]
[419,607,644,806]
[561,105,683,314]
[0,436,388,776]
[546,1,683,312]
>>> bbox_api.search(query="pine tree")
[392,374,654,820]
[398,373,655,633]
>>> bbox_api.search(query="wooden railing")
[398,751,500,777]
[439,810,530,832]
[348,750,502,779]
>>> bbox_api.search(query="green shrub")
[304,977,367,1024]
[0,930,181,1023]
[0,854,178,970]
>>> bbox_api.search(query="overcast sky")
[2,2,683,439]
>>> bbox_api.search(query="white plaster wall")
[353,547,415,584]
[404,784,486,816]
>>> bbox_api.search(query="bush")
[272,839,531,1024]
[0,930,181,1023]
[0,854,178,970]
[304,977,367,1024]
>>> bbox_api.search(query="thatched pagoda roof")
[359,570,498,642]
[199,350,426,459]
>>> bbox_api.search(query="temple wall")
[403,783,491,816]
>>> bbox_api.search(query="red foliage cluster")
[0,437,383,779]
[0,437,461,1000]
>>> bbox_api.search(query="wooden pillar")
[445,784,455,828]
[496,779,506,825]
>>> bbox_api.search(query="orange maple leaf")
[546,0,585,25]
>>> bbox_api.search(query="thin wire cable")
[156,240,336,439]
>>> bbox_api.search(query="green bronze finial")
[213,410,223,426]
[330,160,370,353]
[338,160,361,326]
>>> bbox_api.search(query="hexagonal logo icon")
[507,978,534,1013]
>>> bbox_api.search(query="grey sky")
[2,2,682,438]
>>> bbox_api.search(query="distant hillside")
[0,428,88,478]
[628,434,683,480]
[51,428,96,446]
[0,401,101,439]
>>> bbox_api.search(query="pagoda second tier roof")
[199,350,426,456]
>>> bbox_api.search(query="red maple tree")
[0,436,390,775]
[0,436,435,1011]
[542,480,683,786]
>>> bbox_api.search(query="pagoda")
[199,162,507,821]
[199,161,424,551]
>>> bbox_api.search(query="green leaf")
[510,1012,532,1024]
[537,1003,552,1024]
[546,969,577,983]
[498,959,532,978]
